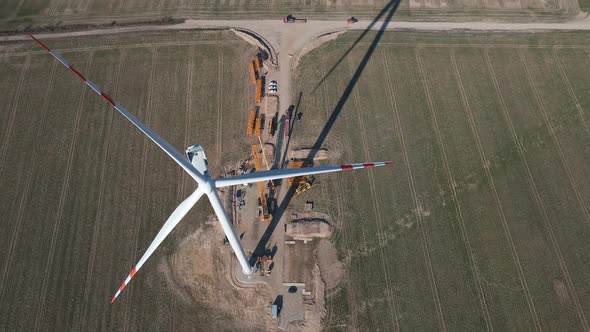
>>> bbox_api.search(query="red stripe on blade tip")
[29,35,50,52]
[362,163,375,168]
[341,164,353,170]
[68,66,86,82]
[118,282,126,293]
[100,92,115,106]
[111,296,117,304]
[384,161,395,165]
[130,268,137,278]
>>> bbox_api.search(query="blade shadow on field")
[312,0,401,94]
[249,0,400,262]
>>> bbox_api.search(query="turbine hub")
[200,177,215,194]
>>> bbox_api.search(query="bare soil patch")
[289,148,340,161]
[162,216,274,331]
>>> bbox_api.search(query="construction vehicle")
[255,78,262,104]
[247,109,256,137]
[249,62,257,82]
[236,189,246,209]
[255,114,264,137]
[284,110,290,139]
[283,14,307,23]
[252,145,272,221]
[256,255,273,276]
[295,176,315,196]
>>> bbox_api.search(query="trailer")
[283,14,307,23]
[284,110,290,139]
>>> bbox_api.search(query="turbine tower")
[30,35,395,303]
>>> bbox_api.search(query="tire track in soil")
[4,41,238,59]
[83,0,97,12]
[216,47,223,160]
[32,53,94,332]
[414,51,461,332]
[319,54,355,330]
[79,50,125,326]
[336,43,589,50]
[0,56,30,178]
[518,49,590,226]
[0,59,55,312]
[169,45,193,332]
[13,0,26,17]
[46,0,59,16]
[348,60,400,331]
[122,48,157,332]
[449,50,517,331]
[486,48,590,332]
[552,49,590,137]
[384,51,447,331]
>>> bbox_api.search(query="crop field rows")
[0,30,256,331]
[292,32,590,331]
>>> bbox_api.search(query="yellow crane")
[255,114,263,137]
[252,145,272,221]
[257,136,275,190]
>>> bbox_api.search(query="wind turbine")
[30,35,395,303]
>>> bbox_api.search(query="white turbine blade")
[111,188,204,303]
[29,34,205,184]
[215,161,395,188]
[205,189,253,275]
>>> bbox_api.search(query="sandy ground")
[161,215,275,331]
[284,240,344,332]
[289,148,341,161]
[161,214,344,330]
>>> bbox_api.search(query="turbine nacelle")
[186,144,209,177]
[186,144,217,194]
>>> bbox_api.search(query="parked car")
[268,80,278,94]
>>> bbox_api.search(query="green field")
[0,30,256,330]
[291,31,590,330]
[0,0,579,32]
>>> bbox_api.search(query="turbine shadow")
[249,93,304,264]
[312,0,400,93]
[249,0,400,263]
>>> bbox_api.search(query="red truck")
[283,15,307,23]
